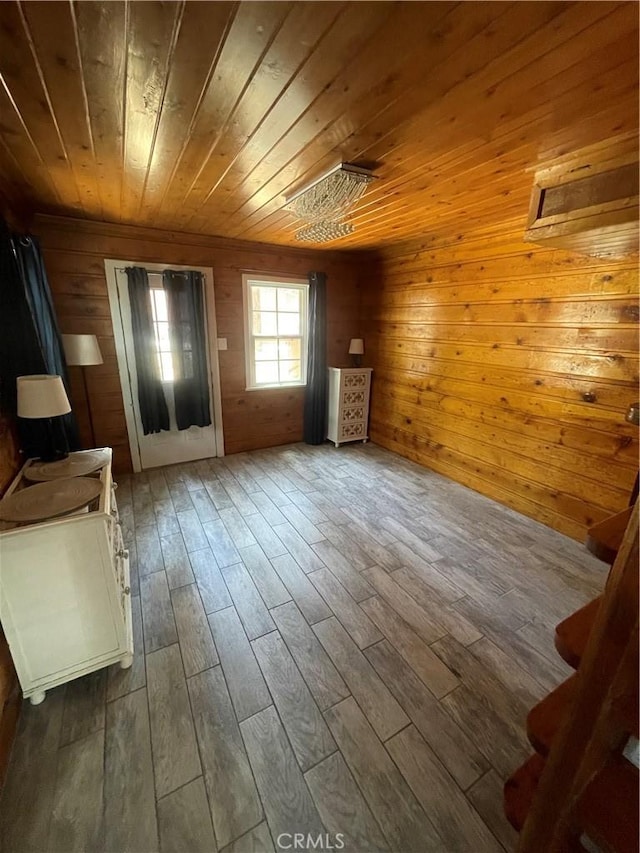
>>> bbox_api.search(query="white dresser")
[326,367,373,447]
[0,449,133,705]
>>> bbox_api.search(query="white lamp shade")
[62,334,103,366]
[348,338,364,355]
[17,375,71,418]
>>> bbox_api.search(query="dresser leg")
[29,690,46,706]
[119,652,133,670]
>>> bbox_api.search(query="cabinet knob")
[116,548,129,559]
[123,586,130,595]
[112,481,118,490]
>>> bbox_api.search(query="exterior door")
[107,261,224,470]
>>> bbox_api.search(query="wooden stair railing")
[577,753,639,853]
[504,502,639,853]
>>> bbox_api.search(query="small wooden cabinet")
[0,449,133,705]
[326,367,373,447]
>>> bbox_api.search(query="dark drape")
[303,271,327,445]
[163,270,211,430]
[126,266,170,435]
[0,220,79,458]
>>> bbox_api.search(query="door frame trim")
[104,258,225,472]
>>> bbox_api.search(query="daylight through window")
[149,288,174,382]
[244,276,308,389]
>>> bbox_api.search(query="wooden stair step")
[504,753,546,832]
[586,506,633,564]
[527,675,577,756]
[555,597,601,669]
[578,758,639,853]
[503,755,587,849]
[527,673,638,759]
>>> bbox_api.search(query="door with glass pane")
[112,265,221,470]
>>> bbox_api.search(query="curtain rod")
[113,268,204,277]
[113,268,162,276]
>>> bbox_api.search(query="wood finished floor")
[0,442,607,853]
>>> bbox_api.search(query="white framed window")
[149,287,174,381]
[243,274,309,390]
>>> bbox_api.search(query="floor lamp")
[62,334,103,449]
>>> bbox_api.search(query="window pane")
[277,288,300,312]
[277,312,300,335]
[252,286,277,311]
[157,321,170,348]
[160,351,174,382]
[246,280,307,388]
[183,350,193,379]
[253,311,278,335]
[153,289,168,321]
[278,338,301,360]
[279,360,301,383]
[255,361,279,385]
[255,339,278,361]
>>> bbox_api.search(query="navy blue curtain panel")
[0,220,79,457]
[163,269,211,430]
[125,266,170,435]
[303,271,327,445]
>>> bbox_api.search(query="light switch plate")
[217,338,228,351]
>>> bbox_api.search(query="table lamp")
[62,334,103,449]
[348,338,364,367]
[17,374,72,462]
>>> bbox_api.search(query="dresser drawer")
[112,525,128,587]
[110,493,119,521]
[118,549,131,619]
[339,422,366,441]
[341,389,367,406]
[340,371,370,390]
[109,515,122,557]
[341,405,366,422]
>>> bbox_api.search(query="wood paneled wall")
[34,215,362,471]
[363,226,639,541]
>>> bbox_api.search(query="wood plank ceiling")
[0,1,637,249]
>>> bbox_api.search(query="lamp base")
[350,355,363,368]
[42,416,70,463]
[39,450,69,464]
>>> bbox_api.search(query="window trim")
[242,273,309,391]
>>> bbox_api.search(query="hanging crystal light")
[295,221,354,242]
[285,164,375,243]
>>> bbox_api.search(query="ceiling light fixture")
[295,221,354,243]
[285,163,375,243]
